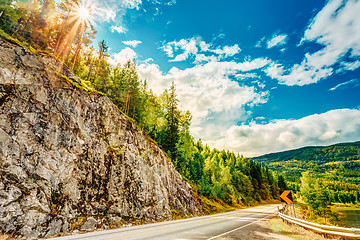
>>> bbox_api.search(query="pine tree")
[164,82,180,160]
[277,175,287,191]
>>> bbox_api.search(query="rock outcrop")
[0,38,201,239]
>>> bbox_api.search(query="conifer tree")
[164,81,180,160]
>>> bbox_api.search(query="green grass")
[197,195,238,215]
[57,72,104,95]
[0,29,105,97]
[331,203,360,211]
[0,29,38,54]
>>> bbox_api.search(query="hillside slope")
[254,141,360,186]
[0,38,201,239]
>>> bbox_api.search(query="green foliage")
[255,141,360,165]
[163,82,180,160]
[185,144,282,205]
[256,142,360,215]
[69,54,283,206]
[0,28,37,54]
[57,72,102,95]
[68,51,284,206]
[254,142,360,190]
[277,174,287,191]
[1,0,59,50]
[2,0,285,210]
[300,172,331,216]
[0,0,96,66]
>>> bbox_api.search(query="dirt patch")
[0,234,16,240]
[217,217,341,240]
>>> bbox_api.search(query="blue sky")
[83,0,360,156]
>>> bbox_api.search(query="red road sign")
[280,190,293,204]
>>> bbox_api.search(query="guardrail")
[278,212,360,239]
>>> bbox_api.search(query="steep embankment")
[0,38,201,239]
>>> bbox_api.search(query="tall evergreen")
[164,81,180,160]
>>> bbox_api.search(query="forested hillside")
[0,0,283,212]
[254,141,360,207]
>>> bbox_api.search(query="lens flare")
[77,6,90,20]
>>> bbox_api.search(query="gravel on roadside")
[216,217,341,240]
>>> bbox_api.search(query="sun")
[55,0,94,57]
[77,6,91,21]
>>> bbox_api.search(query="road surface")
[48,204,279,240]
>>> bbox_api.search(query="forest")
[0,0,285,209]
[255,142,360,215]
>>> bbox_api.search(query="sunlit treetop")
[52,0,95,58]
[61,0,93,27]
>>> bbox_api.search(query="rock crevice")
[0,39,201,239]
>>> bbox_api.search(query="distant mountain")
[255,141,360,163]
[254,141,360,187]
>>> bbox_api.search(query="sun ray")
[77,6,90,20]
[55,0,94,58]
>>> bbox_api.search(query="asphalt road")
[48,204,279,240]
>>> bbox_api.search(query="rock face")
[0,39,201,239]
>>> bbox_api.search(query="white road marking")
[206,213,276,240]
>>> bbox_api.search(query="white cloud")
[194,54,218,64]
[160,37,241,63]
[110,25,127,34]
[88,0,176,24]
[340,61,360,71]
[235,73,258,80]
[206,109,360,157]
[199,41,211,52]
[88,0,144,23]
[265,0,360,86]
[122,0,142,9]
[329,79,360,91]
[92,6,117,22]
[161,44,174,57]
[166,0,176,6]
[122,40,142,48]
[212,33,226,42]
[138,58,271,136]
[109,47,137,66]
[255,37,265,48]
[137,63,169,93]
[169,38,198,62]
[211,44,241,58]
[267,34,288,48]
[264,62,333,86]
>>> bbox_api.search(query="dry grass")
[0,234,14,240]
[269,217,341,240]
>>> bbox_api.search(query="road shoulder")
[217,217,341,240]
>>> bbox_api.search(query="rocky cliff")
[0,38,201,239]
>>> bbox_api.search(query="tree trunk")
[86,62,94,82]
[125,94,130,115]
[71,44,81,70]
